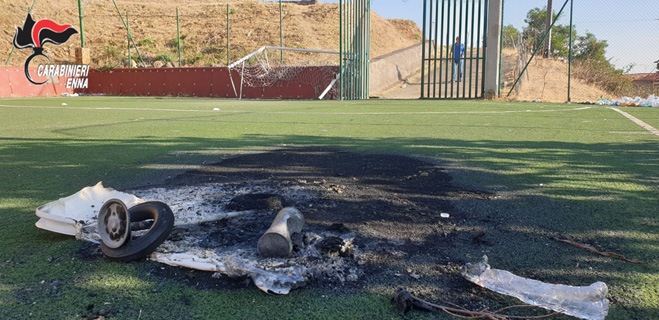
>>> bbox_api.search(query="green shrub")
[98,62,120,71]
[203,46,225,55]
[137,39,155,47]
[185,54,202,65]
[156,53,173,63]
[103,45,121,60]
[573,60,652,97]
[169,35,186,48]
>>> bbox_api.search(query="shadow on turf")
[1,133,657,318]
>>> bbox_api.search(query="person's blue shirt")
[452,42,465,62]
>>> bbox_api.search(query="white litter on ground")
[35,182,142,236]
[595,95,659,108]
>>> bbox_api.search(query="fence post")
[280,0,283,63]
[177,8,182,67]
[544,0,553,58]
[127,11,131,68]
[421,0,427,99]
[364,0,371,99]
[78,0,85,47]
[111,0,145,66]
[227,4,230,66]
[567,0,573,102]
[339,0,344,100]
[498,0,505,96]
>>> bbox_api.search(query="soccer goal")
[228,46,341,100]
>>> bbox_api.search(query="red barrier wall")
[79,66,338,99]
[0,67,74,97]
[0,66,338,99]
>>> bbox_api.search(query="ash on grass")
[76,146,618,313]
[112,147,471,294]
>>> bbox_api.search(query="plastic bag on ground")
[595,95,658,108]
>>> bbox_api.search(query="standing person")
[451,36,465,82]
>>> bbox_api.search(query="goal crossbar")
[228,46,340,69]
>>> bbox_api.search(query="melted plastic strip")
[151,252,307,294]
[462,255,609,320]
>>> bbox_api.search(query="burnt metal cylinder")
[257,207,304,258]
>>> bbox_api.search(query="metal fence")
[339,0,371,100]
[501,0,659,103]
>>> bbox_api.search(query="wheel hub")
[98,199,131,249]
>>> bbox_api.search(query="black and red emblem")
[13,13,78,84]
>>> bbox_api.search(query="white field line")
[0,104,591,116]
[609,107,659,137]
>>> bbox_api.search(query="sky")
[317,0,659,74]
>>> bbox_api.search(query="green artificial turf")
[0,97,657,319]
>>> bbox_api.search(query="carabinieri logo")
[13,13,85,86]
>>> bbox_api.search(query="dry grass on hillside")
[1,0,421,68]
[500,48,609,103]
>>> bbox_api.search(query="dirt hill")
[1,0,422,68]
[500,48,609,103]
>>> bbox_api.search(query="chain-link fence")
[501,0,658,103]
[3,0,342,69]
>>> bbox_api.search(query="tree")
[502,25,519,48]
[549,24,573,58]
[523,7,556,41]
[523,7,574,59]
[523,7,567,57]
[574,32,609,65]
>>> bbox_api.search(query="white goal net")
[228,46,340,100]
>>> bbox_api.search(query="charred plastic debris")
[36,182,611,319]
[35,182,361,294]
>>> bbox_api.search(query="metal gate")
[339,0,370,100]
[421,0,488,99]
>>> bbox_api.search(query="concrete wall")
[369,42,423,97]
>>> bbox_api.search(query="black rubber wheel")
[100,201,175,262]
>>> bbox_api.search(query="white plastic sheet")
[35,182,142,236]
